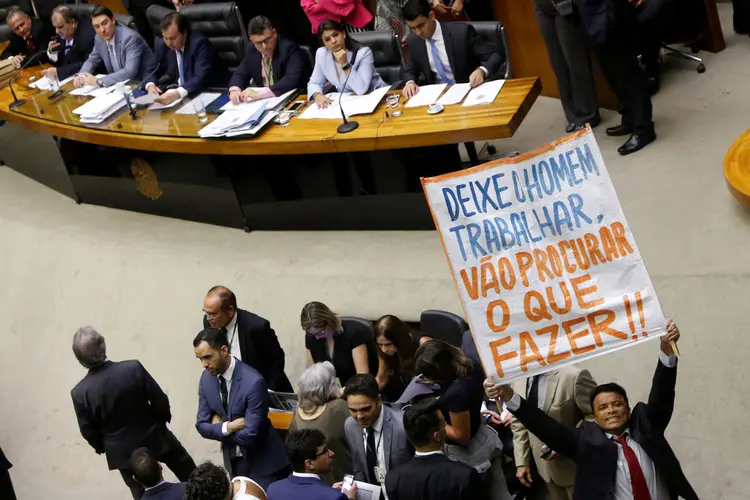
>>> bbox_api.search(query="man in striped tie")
[1,8,54,69]
[485,320,699,500]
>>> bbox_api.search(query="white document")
[29,75,74,90]
[69,80,130,97]
[73,92,127,123]
[352,481,381,500]
[462,79,505,107]
[220,88,296,112]
[299,86,391,120]
[69,85,99,96]
[438,83,472,106]
[176,92,221,115]
[134,93,157,106]
[148,95,185,111]
[405,83,447,108]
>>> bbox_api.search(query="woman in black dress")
[301,301,378,387]
[372,315,419,403]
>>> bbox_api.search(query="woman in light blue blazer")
[307,19,386,109]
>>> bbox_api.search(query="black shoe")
[588,116,601,128]
[617,132,656,155]
[573,124,586,132]
[646,75,660,96]
[565,122,575,133]
[606,124,633,137]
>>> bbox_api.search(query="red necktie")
[613,435,651,500]
[25,36,36,53]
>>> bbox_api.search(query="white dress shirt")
[47,38,73,63]
[361,406,387,474]
[144,480,168,491]
[107,36,119,71]
[144,48,189,99]
[506,353,677,500]
[414,450,444,457]
[292,472,321,480]
[226,312,241,361]
[425,21,455,84]
[220,355,237,436]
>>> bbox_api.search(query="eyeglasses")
[305,326,326,337]
[314,445,330,457]
[251,35,274,47]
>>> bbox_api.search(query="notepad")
[462,80,505,107]
[437,83,471,106]
[298,86,391,120]
[404,83,447,108]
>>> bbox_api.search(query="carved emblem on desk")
[131,158,163,200]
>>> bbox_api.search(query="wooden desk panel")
[0,68,541,155]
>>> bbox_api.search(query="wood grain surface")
[0,67,541,155]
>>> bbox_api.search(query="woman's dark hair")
[415,339,472,385]
[374,315,418,379]
[317,19,356,51]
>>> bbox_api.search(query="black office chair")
[299,45,314,71]
[0,0,32,22]
[0,23,11,43]
[145,4,171,43]
[341,316,374,336]
[172,2,246,71]
[464,21,512,165]
[660,0,705,73]
[419,309,468,348]
[350,30,404,87]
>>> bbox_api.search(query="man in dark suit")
[0,445,16,500]
[574,0,655,155]
[130,447,186,500]
[70,326,196,500]
[143,11,221,106]
[41,5,95,82]
[386,397,482,500]
[485,320,698,500]
[268,429,358,500]
[1,8,53,68]
[400,0,504,100]
[228,15,311,105]
[202,285,293,393]
[194,327,292,489]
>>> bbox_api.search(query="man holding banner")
[484,321,699,500]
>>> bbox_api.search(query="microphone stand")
[337,49,359,134]
[8,50,48,111]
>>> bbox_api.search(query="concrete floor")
[1,4,749,498]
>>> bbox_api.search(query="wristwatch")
[340,63,351,71]
[96,77,104,87]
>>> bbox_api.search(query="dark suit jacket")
[267,475,347,500]
[509,360,698,500]
[53,21,96,80]
[573,0,635,45]
[144,30,216,95]
[0,446,10,471]
[0,19,54,64]
[228,35,311,96]
[196,357,290,477]
[385,453,482,500]
[142,481,185,500]
[403,22,504,85]
[71,360,174,470]
[203,309,293,393]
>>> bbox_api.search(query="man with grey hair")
[41,5,95,81]
[1,8,54,68]
[71,326,196,500]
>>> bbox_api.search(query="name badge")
[375,465,386,484]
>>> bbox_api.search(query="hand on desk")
[229,88,261,105]
[469,68,486,88]
[155,90,180,105]
[74,73,97,88]
[146,83,162,96]
[402,81,419,100]
[314,93,333,109]
[42,67,58,81]
[9,55,24,69]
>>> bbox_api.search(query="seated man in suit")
[193,328,292,490]
[74,5,153,89]
[143,12,216,106]
[228,15,310,105]
[511,366,597,500]
[400,0,504,100]
[486,320,699,500]
[343,375,413,486]
[1,8,54,68]
[386,397,481,500]
[130,447,186,500]
[41,5,96,82]
[202,286,293,393]
[268,429,357,500]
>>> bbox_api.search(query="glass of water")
[278,110,291,127]
[194,99,208,124]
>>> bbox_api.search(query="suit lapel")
[542,372,560,414]
[442,24,458,78]
[414,38,431,84]
[228,358,242,414]
[382,407,393,470]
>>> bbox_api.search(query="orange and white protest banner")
[423,129,666,383]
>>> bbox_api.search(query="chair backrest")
[350,30,404,86]
[341,316,374,337]
[0,0,32,24]
[466,21,511,79]
[0,22,12,43]
[170,2,246,71]
[145,4,171,43]
[299,44,314,70]
[419,309,468,347]
[114,13,136,31]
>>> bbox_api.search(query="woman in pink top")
[301,0,374,33]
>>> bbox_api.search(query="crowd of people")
[0,282,694,500]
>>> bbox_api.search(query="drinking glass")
[278,110,291,127]
[194,99,208,124]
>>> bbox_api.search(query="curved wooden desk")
[724,130,750,207]
[0,67,541,155]
[269,412,293,431]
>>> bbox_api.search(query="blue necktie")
[429,38,454,85]
[177,50,185,86]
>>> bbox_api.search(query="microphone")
[8,49,51,111]
[337,48,359,134]
[49,34,63,53]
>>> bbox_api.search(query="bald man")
[202,286,293,393]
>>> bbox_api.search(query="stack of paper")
[197,89,296,138]
[29,75,74,90]
[298,86,391,120]
[462,80,506,107]
[72,92,127,124]
[404,83,446,108]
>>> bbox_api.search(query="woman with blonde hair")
[301,301,378,387]
[289,362,353,485]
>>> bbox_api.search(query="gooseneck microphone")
[337,47,359,134]
[8,49,50,111]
